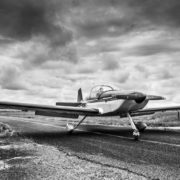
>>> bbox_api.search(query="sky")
[0,0,180,106]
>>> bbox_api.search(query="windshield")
[89,85,115,99]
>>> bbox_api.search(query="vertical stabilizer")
[77,88,83,102]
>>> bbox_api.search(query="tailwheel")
[66,115,87,134]
[133,129,140,141]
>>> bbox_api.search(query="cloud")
[102,55,119,70]
[129,0,180,28]
[126,40,180,57]
[0,0,71,42]
[0,0,77,67]
[0,0,180,105]
[117,73,130,83]
[16,38,78,68]
[71,0,180,42]
[0,65,27,90]
[74,17,135,39]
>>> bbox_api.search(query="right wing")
[0,101,100,118]
[130,106,180,117]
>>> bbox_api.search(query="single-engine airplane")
[0,84,180,140]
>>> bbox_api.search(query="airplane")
[0,84,180,140]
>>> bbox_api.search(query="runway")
[0,115,180,179]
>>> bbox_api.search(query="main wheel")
[133,130,140,141]
[135,122,147,133]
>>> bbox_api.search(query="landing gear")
[66,115,87,134]
[135,122,147,133]
[127,113,140,140]
[66,123,74,134]
[133,129,140,141]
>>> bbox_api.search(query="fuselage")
[56,84,164,117]
[85,97,149,116]
[83,85,149,116]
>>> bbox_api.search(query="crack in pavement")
[57,147,150,179]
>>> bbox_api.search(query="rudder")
[77,88,83,102]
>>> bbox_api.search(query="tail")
[77,88,83,102]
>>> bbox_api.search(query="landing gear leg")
[66,115,87,134]
[127,113,140,140]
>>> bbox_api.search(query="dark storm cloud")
[0,0,48,40]
[75,18,135,39]
[127,0,180,27]
[0,0,76,65]
[74,0,180,39]
[0,38,16,45]
[116,0,180,27]
[0,0,72,45]
[1,0,180,45]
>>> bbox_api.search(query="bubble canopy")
[89,85,117,99]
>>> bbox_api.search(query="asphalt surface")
[0,115,180,179]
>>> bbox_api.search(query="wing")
[131,106,180,117]
[0,101,100,118]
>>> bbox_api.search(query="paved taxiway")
[0,115,180,179]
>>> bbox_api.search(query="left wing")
[0,101,100,118]
[131,106,180,117]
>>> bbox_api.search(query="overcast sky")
[0,0,180,105]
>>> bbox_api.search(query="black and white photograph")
[0,0,180,179]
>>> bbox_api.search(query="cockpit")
[88,85,116,99]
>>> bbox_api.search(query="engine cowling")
[135,96,146,103]
[130,92,146,104]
